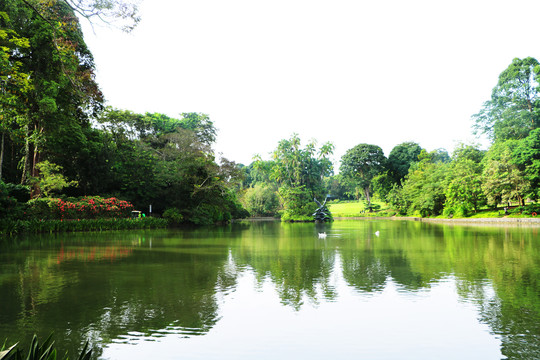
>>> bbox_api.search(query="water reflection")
[231,222,337,309]
[0,222,539,359]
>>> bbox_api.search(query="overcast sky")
[80,0,540,167]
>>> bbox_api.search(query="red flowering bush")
[47,196,134,220]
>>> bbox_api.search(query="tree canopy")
[387,141,423,183]
[340,143,387,209]
[2,9,540,225]
[473,57,540,142]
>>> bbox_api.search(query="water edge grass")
[0,217,169,236]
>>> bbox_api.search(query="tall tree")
[262,134,334,220]
[0,8,33,182]
[444,144,486,216]
[95,108,246,223]
[387,141,423,183]
[1,0,140,194]
[271,134,334,197]
[340,143,387,210]
[473,57,540,142]
[1,0,104,196]
[400,150,449,217]
[513,128,540,200]
[482,140,528,207]
[97,108,217,145]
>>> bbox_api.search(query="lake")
[1,220,539,359]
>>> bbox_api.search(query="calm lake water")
[1,220,540,359]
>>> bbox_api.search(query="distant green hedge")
[0,217,168,236]
[509,204,540,216]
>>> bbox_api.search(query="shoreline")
[239,216,540,225]
[333,216,540,225]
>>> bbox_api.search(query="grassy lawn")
[328,200,540,219]
[328,200,395,217]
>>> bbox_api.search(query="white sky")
[80,0,540,167]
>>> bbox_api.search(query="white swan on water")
[318,232,327,239]
[375,231,380,237]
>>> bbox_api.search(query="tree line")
[240,57,540,219]
[1,0,539,224]
[0,0,247,225]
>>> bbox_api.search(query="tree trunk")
[24,123,43,198]
[0,132,4,181]
[30,141,41,198]
[21,125,31,185]
[364,186,372,212]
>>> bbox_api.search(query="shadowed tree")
[388,141,423,183]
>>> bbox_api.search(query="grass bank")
[0,217,169,236]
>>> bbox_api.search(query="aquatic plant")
[0,334,91,360]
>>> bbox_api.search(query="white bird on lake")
[375,231,380,237]
[318,232,327,239]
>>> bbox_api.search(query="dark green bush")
[4,183,31,203]
[189,204,229,225]
[0,182,28,220]
[525,204,540,215]
[163,208,184,224]
[24,198,56,220]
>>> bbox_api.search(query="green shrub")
[520,203,540,216]
[375,210,396,217]
[163,208,184,224]
[443,203,470,218]
[242,184,280,216]
[24,198,56,220]
[277,185,320,222]
[188,203,234,225]
[3,183,30,203]
[362,202,381,212]
[0,182,29,220]
[509,207,523,215]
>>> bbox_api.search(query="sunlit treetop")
[472,57,540,142]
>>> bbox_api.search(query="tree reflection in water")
[0,222,539,359]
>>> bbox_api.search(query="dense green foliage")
[340,143,387,210]
[234,59,539,220]
[2,5,539,224]
[387,141,422,182]
[241,134,334,221]
[514,128,540,199]
[241,183,279,217]
[443,144,486,216]
[0,1,247,226]
[473,57,540,142]
[321,57,540,218]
